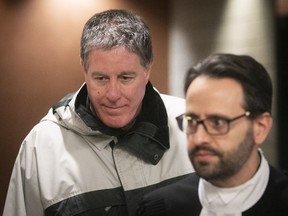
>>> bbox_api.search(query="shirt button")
[153,154,159,161]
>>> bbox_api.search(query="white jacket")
[3,83,193,216]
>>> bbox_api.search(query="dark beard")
[189,127,255,182]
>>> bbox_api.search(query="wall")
[169,0,277,166]
[0,0,169,213]
[275,0,288,169]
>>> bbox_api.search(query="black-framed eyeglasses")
[176,111,250,135]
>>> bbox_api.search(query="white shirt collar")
[199,149,269,216]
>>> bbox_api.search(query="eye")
[119,74,135,83]
[207,117,228,128]
[92,74,108,81]
[121,75,133,80]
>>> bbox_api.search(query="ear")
[253,112,273,145]
[80,58,87,74]
[144,63,152,82]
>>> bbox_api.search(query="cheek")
[217,133,246,153]
[228,124,251,145]
[187,135,194,151]
[87,84,103,102]
[127,87,144,107]
[129,80,146,98]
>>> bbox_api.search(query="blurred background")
[0,0,287,213]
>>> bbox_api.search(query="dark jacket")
[137,165,288,216]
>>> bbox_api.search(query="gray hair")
[80,9,153,70]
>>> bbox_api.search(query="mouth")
[191,147,219,163]
[195,150,216,159]
[103,105,126,114]
[106,106,122,109]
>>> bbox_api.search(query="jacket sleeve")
[3,132,45,216]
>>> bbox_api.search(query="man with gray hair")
[3,9,193,216]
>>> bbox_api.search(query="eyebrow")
[185,112,231,119]
[120,71,137,76]
[91,71,137,76]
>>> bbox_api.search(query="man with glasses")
[137,53,288,216]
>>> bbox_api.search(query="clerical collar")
[198,149,269,216]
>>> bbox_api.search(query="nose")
[106,81,121,102]
[189,123,211,146]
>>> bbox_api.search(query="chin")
[104,119,130,129]
[105,122,124,129]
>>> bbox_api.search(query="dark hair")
[80,9,153,70]
[184,53,273,118]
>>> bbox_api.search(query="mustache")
[190,145,222,157]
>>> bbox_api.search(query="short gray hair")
[80,9,153,70]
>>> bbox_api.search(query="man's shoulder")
[147,173,199,199]
[138,173,201,215]
[268,165,288,199]
[246,165,288,215]
[269,165,288,184]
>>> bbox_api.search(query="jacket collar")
[73,81,170,165]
